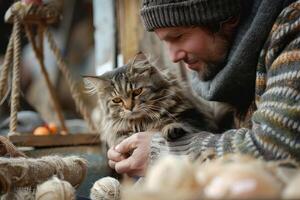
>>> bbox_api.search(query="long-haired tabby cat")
[84,53,233,148]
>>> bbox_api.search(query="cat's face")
[84,55,172,121]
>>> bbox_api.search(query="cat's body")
[85,54,233,147]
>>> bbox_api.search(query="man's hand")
[107,132,153,177]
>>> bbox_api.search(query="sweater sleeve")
[150,2,300,163]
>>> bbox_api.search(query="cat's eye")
[112,97,122,103]
[132,88,143,96]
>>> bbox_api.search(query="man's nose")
[167,44,186,63]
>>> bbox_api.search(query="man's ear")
[221,17,240,37]
[82,75,110,95]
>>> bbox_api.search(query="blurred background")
[0,0,172,124]
[0,0,173,197]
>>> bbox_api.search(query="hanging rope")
[1,1,97,135]
[8,16,22,137]
[0,2,89,196]
[46,28,97,132]
[24,24,69,134]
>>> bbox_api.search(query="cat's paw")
[162,123,188,141]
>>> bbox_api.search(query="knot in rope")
[4,1,61,25]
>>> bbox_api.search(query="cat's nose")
[124,99,134,111]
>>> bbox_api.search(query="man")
[108,0,300,176]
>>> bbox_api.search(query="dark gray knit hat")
[141,0,241,31]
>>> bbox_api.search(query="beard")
[185,34,230,81]
[197,59,226,81]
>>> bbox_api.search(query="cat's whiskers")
[138,106,160,121]
[162,88,185,101]
[149,93,175,102]
[112,118,125,133]
[149,90,184,104]
[144,104,177,122]
[137,105,161,121]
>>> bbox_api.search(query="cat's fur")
[84,53,233,147]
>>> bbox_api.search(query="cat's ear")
[135,65,168,86]
[131,52,148,65]
[138,65,159,77]
[127,52,167,83]
[82,75,110,95]
[127,52,149,74]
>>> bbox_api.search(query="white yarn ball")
[201,163,282,199]
[282,173,300,199]
[1,188,35,200]
[145,155,199,193]
[90,177,121,200]
[35,176,75,200]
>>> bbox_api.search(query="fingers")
[115,134,138,154]
[115,131,154,154]
[115,156,147,176]
[108,132,152,176]
[108,160,116,169]
[107,146,126,170]
[115,156,136,174]
[107,146,125,162]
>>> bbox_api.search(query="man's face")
[155,26,230,81]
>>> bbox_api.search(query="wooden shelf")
[9,134,101,147]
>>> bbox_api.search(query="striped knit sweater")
[150,1,300,162]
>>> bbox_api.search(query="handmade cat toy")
[0,0,97,198]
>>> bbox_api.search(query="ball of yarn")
[90,177,120,200]
[35,176,75,200]
[144,155,199,193]
[198,162,282,199]
[282,173,300,199]
[1,187,35,200]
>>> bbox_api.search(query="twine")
[0,2,89,198]
[90,177,121,200]
[1,187,35,200]
[1,0,97,136]
[35,176,75,200]
[45,28,97,132]
[0,136,27,158]
[24,24,68,133]
[0,155,87,193]
[8,16,22,137]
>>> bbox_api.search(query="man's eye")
[168,34,183,42]
[175,34,182,39]
[112,97,122,103]
[133,88,143,96]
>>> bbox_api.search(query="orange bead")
[48,122,58,135]
[33,126,50,136]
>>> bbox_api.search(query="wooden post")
[118,0,142,63]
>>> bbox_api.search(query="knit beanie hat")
[140,0,241,31]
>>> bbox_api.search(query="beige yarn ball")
[35,176,75,200]
[1,188,35,200]
[144,155,199,193]
[200,163,282,199]
[282,173,300,199]
[90,177,121,200]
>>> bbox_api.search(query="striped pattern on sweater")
[150,1,300,162]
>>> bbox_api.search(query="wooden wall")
[117,0,174,69]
